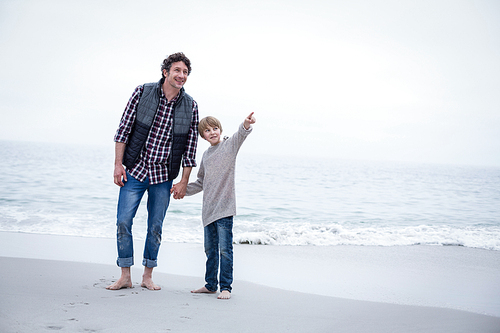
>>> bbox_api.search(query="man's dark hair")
[161,52,192,78]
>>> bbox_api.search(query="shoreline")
[2,256,500,333]
[1,231,500,323]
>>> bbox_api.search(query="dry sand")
[1,232,499,332]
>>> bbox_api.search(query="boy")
[171,112,256,299]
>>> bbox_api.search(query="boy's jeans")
[115,171,172,268]
[204,216,234,292]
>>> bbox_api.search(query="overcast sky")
[1,0,499,167]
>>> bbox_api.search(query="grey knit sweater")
[185,123,252,227]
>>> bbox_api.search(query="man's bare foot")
[191,286,216,294]
[106,267,132,290]
[141,267,161,290]
[106,276,132,290]
[218,290,231,299]
[141,279,161,290]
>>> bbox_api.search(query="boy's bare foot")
[218,290,231,299]
[191,286,216,294]
[141,266,161,290]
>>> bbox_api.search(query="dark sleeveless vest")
[123,79,194,181]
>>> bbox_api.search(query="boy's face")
[202,125,221,146]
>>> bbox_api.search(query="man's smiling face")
[164,61,188,90]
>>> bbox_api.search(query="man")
[107,52,199,291]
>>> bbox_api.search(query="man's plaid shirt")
[114,84,199,185]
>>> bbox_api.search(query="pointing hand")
[244,112,256,129]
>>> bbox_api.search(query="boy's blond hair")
[198,116,223,137]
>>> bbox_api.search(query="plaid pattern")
[114,85,199,185]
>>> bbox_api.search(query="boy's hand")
[244,112,256,130]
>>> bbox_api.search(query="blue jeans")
[204,216,234,292]
[115,171,172,268]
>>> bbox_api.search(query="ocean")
[1,140,499,251]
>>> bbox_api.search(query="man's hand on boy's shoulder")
[244,112,256,130]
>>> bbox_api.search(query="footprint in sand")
[65,302,90,308]
[46,326,64,330]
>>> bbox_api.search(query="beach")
[1,231,499,332]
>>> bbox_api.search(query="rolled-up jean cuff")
[117,257,133,267]
[142,258,157,268]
